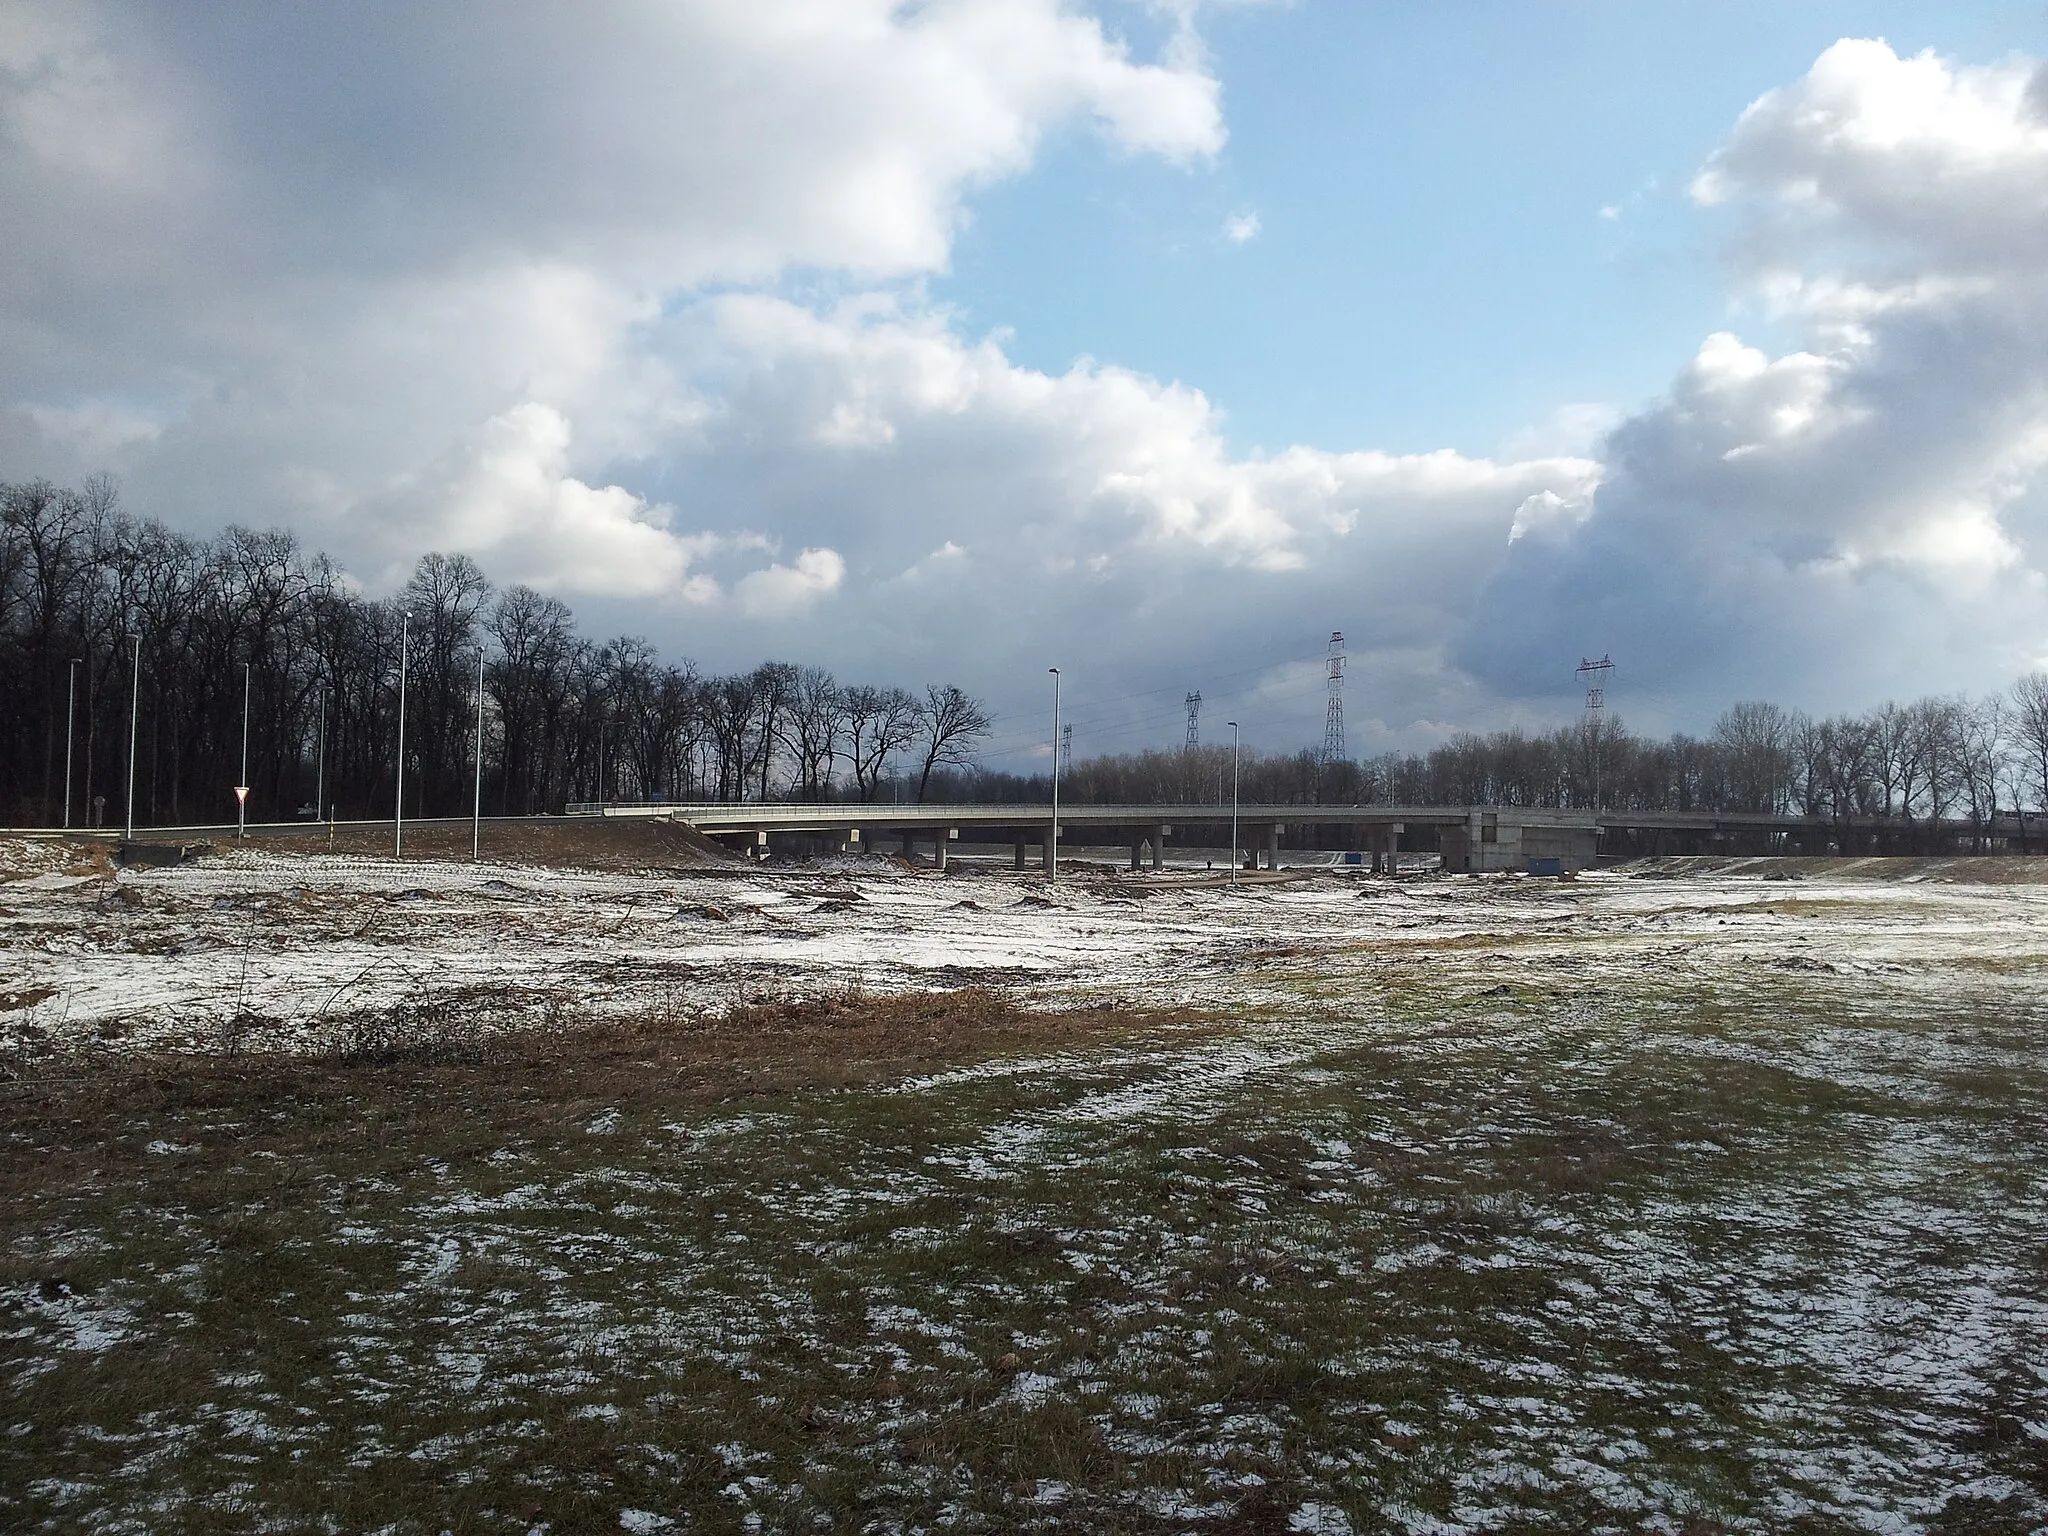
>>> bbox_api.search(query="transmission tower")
[1185,691,1202,750]
[1322,631,1346,762]
[1575,654,1614,813]
[1061,722,1073,775]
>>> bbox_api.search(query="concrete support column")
[1013,833,1027,871]
[1265,823,1282,870]
[900,830,915,863]
[1129,836,1143,871]
[1152,825,1167,870]
[1042,826,1056,870]
[936,829,952,871]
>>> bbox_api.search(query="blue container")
[1527,856,1564,878]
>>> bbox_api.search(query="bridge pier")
[1371,822,1404,873]
[1265,823,1281,870]
[1042,826,1056,871]
[1153,824,1167,870]
[1013,833,1027,871]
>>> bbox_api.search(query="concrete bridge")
[572,801,1598,872]
[26,802,2027,873]
[575,799,2039,870]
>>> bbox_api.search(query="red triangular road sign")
[233,786,250,804]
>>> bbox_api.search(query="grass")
[4,962,2048,1534]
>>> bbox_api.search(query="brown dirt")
[129,816,745,872]
[0,990,1211,1200]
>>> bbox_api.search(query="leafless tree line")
[14,475,2047,837]
[947,693,2048,845]
[1373,695,2048,841]
[0,479,991,826]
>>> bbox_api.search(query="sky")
[4,0,2048,770]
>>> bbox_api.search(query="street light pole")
[394,611,410,858]
[1048,667,1061,885]
[1227,720,1241,888]
[124,635,140,841]
[472,643,484,861]
[62,657,80,830]
[238,660,251,838]
[314,680,327,824]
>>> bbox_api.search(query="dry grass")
[5,919,2048,1532]
[115,816,746,872]
[0,990,1196,1204]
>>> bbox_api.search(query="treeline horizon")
[958,687,2048,835]
[0,477,992,828]
[8,475,2048,831]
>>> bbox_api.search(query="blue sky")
[946,1,2047,459]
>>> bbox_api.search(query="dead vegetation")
[0,990,1202,1200]
[115,814,745,871]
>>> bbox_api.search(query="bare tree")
[911,683,994,802]
[844,685,920,802]
[779,666,844,801]
[401,552,492,812]
[1956,695,2008,851]
[2011,673,2048,836]
[1713,700,1794,813]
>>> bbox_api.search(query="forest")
[6,476,2048,832]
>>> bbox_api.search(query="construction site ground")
[3,834,2045,1533]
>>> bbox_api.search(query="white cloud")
[1692,38,2048,272]
[1472,38,2048,711]
[413,403,722,601]
[735,547,847,618]
[0,0,1226,602]
[9,14,2048,752]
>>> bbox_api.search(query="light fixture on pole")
[236,660,252,837]
[394,611,410,858]
[1226,720,1240,888]
[62,657,81,830]
[1048,667,1061,885]
[124,635,140,841]
[472,644,485,861]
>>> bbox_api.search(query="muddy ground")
[3,838,2046,1533]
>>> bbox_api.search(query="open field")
[4,839,2047,1532]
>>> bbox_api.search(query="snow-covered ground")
[6,839,2046,1060]
[7,841,2048,1532]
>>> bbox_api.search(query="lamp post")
[1048,667,1061,885]
[1227,720,1240,888]
[394,611,410,858]
[238,660,251,837]
[62,657,80,830]
[124,635,140,840]
[472,644,485,861]
[314,679,327,825]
